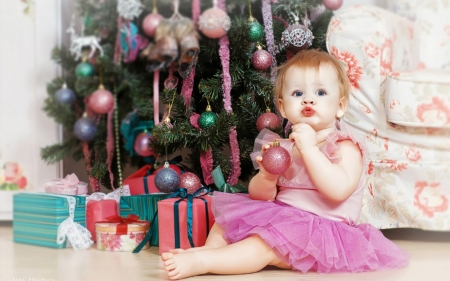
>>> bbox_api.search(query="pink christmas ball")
[179,172,202,194]
[256,111,281,132]
[261,145,291,175]
[134,131,153,157]
[323,0,343,11]
[142,12,164,37]
[89,89,114,114]
[198,7,231,39]
[252,49,273,70]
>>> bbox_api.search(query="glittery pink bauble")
[142,12,164,37]
[256,112,281,132]
[252,49,272,70]
[133,131,153,157]
[198,7,231,39]
[261,146,291,175]
[179,172,202,194]
[323,0,343,11]
[89,89,114,114]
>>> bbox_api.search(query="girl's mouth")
[302,107,315,117]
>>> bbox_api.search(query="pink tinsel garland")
[82,142,100,193]
[106,108,115,189]
[153,70,160,125]
[181,67,196,110]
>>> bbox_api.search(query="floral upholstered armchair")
[326,0,450,230]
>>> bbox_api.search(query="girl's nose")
[301,97,315,105]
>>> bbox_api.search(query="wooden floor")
[1,222,450,281]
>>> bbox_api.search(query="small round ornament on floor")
[198,6,231,39]
[199,104,217,129]
[256,109,281,131]
[323,0,343,11]
[74,116,98,142]
[89,85,114,114]
[154,162,180,193]
[133,130,153,157]
[179,172,202,194]
[55,83,76,105]
[261,140,291,174]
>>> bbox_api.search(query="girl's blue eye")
[293,91,303,97]
[317,90,326,96]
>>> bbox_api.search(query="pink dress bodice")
[252,121,367,225]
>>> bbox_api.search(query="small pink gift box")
[95,214,150,252]
[44,173,88,195]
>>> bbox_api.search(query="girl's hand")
[255,143,279,180]
[289,123,317,152]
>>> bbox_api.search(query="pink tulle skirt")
[212,192,409,273]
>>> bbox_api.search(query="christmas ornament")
[117,0,143,20]
[323,0,343,11]
[89,85,114,114]
[74,117,98,142]
[55,83,76,105]
[198,103,217,129]
[142,11,164,37]
[261,140,291,174]
[281,11,313,53]
[179,172,202,194]
[154,162,180,193]
[75,61,95,77]
[133,130,153,157]
[252,45,272,70]
[198,6,230,39]
[248,20,264,42]
[175,17,200,78]
[67,16,103,61]
[256,109,281,131]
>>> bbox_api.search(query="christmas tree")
[41,0,336,192]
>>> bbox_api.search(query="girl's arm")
[300,140,362,202]
[248,144,279,201]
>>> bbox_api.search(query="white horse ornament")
[66,25,104,61]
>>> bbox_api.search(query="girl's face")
[278,64,346,131]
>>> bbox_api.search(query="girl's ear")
[336,97,347,118]
[278,99,286,118]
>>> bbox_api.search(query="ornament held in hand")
[261,140,291,174]
[89,86,114,114]
[256,109,281,131]
[154,162,180,193]
[133,131,153,157]
[55,83,76,105]
[74,117,98,142]
[179,172,202,194]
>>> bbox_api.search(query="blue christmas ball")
[74,117,98,141]
[154,167,180,193]
[55,87,76,105]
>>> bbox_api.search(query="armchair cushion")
[386,70,450,128]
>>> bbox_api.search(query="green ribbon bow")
[212,166,247,193]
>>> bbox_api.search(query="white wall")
[341,0,386,9]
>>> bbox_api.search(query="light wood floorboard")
[1,223,449,281]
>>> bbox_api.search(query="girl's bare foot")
[161,252,206,280]
[168,245,215,254]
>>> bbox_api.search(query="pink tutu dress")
[212,121,409,273]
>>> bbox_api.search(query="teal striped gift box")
[13,193,86,249]
[119,194,167,246]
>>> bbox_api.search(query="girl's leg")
[161,235,291,280]
[169,222,228,253]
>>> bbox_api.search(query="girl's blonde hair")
[274,49,350,110]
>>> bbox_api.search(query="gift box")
[158,190,214,254]
[119,194,167,246]
[95,214,150,252]
[13,193,87,249]
[123,164,183,195]
[44,173,88,195]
